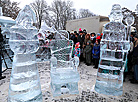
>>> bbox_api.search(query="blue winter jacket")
[92,43,100,59]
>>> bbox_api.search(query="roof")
[66,16,109,22]
[0,16,16,24]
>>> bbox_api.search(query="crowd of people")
[69,29,138,84]
[69,29,102,68]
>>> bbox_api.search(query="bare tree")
[78,9,96,19]
[30,0,97,30]
[50,0,77,30]
[0,0,20,19]
[31,0,49,29]
[43,7,55,27]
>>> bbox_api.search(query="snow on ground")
[0,61,138,102]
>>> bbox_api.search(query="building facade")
[66,16,109,34]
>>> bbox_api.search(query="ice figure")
[125,12,134,41]
[0,7,16,72]
[58,30,70,39]
[50,26,57,33]
[95,4,132,96]
[8,5,42,102]
[36,22,70,61]
[50,40,80,96]
[38,22,52,39]
[36,22,52,61]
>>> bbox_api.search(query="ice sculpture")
[36,22,52,61]
[36,22,70,61]
[8,5,42,102]
[94,4,131,96]
[58,30,70,39]
[50,40,80,96]
[125,12,134,41]
[0,7,15,72]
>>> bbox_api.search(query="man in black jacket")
[77,31,85,61]
[0,26,6,80]
[131,34,138,84]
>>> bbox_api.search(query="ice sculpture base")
[50,68,80,96]
[8,92,42,102]
[8,53,42,102]
[95,80,123,96]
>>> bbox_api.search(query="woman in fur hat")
[83,34,93,63]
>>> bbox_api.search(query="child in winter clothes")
[73,42,81,58]
[92,40,100,68]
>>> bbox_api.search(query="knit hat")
[75,42,80,48]
[79,28,82,31]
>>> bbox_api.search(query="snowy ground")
[0,61,138,102]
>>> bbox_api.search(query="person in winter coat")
[83,34,92,60]
[73,33,79,45]
[92,40,100,68]
[77,31,85,61]
[78,31,85,49]
[85,40,92,66]
[124,33,134,82]
[73,42,81,58]
[130,34,138,84]
[83,29,87,36]
[96,33,102,43]
[70,31,75,41]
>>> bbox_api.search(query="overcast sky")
[11,0,138,16]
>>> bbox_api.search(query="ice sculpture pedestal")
[8,53,42,102]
